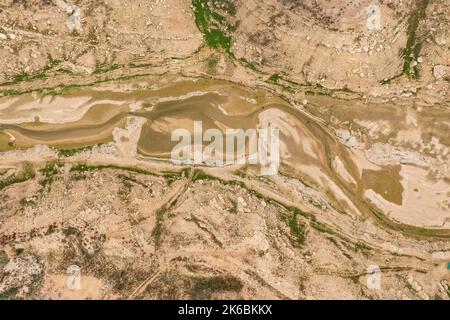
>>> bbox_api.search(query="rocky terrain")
[0,0,449,300]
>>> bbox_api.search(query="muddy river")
[1,76,449,229]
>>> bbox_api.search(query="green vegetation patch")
[119,174,152,191]
[0,54,61,87]
[228,198,238,214]
[238,58,259,72]
[0,69,162,97]
[265,73,298,93]
[192,0,236,51]
[39,162,62,188]
[401,0,430,79]
[56,145,95,157]
[283,207,306,247]
[233,169,247,179]
[93,63,121,75]
[19,196,37,208]
[162,171,182,186]
[268,74,281,83]
[191,169,215,182]
[207,56,219,73]
[70,163,155,176]
[0,164,35,191]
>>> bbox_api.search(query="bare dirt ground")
[0,0,449,300]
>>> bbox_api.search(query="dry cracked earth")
[0,0,449,300]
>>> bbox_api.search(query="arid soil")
[0,0,449,300]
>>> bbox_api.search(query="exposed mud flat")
[0,77,448,231]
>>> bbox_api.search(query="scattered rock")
[366,143,431,167]
[433,65,448,80]
[0,253,43,296]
